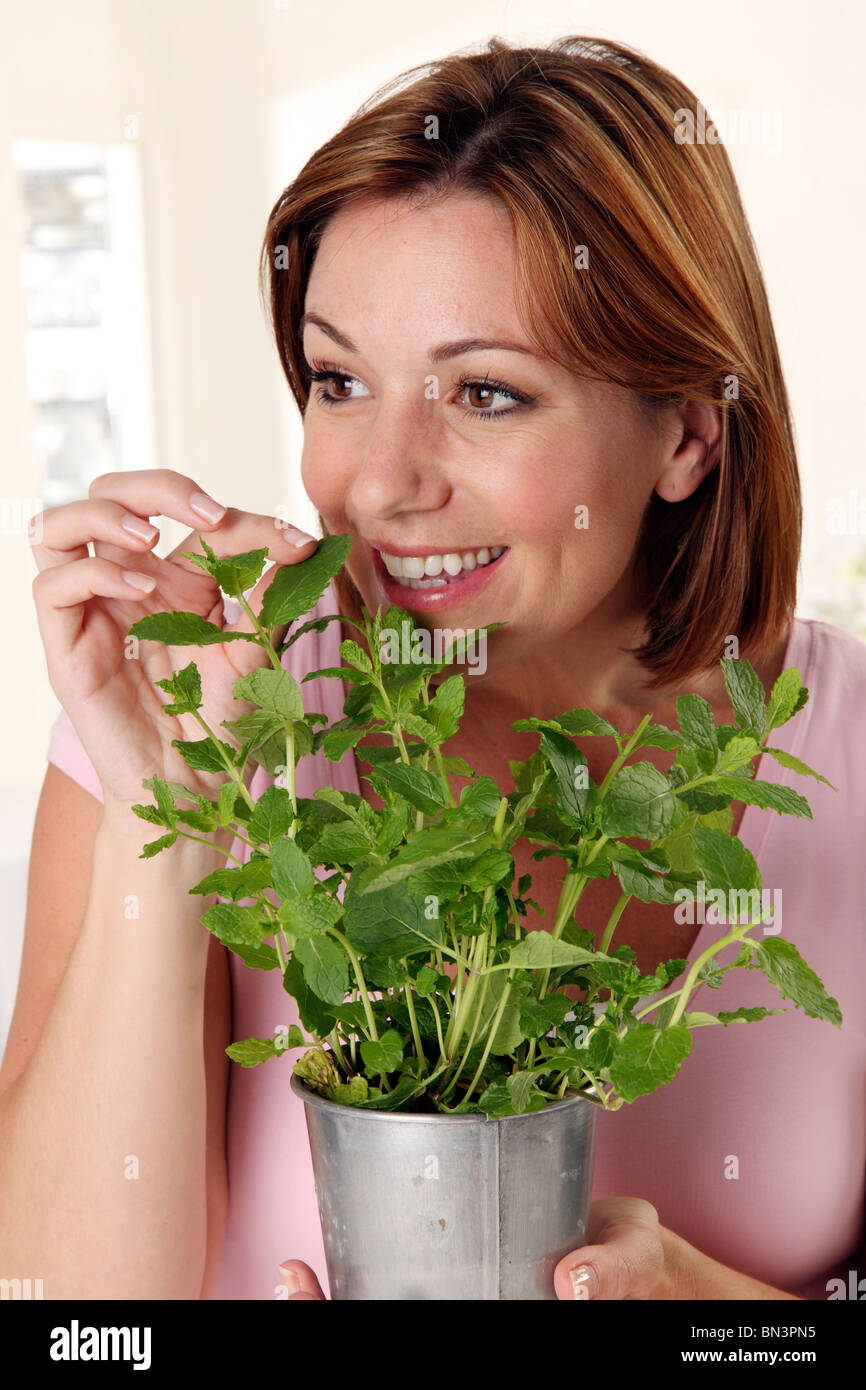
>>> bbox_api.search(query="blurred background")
[0,0,863,1049]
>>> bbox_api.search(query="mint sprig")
[127,536,842,1114]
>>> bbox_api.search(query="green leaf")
[229,941,280,971]
[372,763,448,815]
[554,708,618,738]
[310,823,373,864]
[766,668,807,731]
[339,639,373,674]
[224,1027,305,1067]
[600,762,677,840]
[711,776,812,819]
[459,777,502,819]
[356,823,491,893]
[717,734,760,772]
[690,825,760,893]
[721,657,767,738]
[754,938,842,1026]
[247,786,294,843]
[343,879,444,958]
[271,836,315,899]
[277,891,343,938]
[155,661,202,716]
[518,993,572,1039]
[294,934,349,1005]
[233,667,304,721]
[190,855,273,900]
[763,747,836,790]
[360,1028,404,1079]
[502,933,604,971]
[260,534,353,629]
[222,709,284,750]
[320,726,367,761]
[282,954,337,1034]
[128,610,259,646]
[201,902,270,946]
[716,1005,783,1025]
[217,782,240,827]
[140,830,178,858]
[613,860,679,905]
[539,728,590,825]
[426,674,465,739]
[477,1078,517,1116]
[607,1024,692,1102]
[676,693,718,755]
[170,737,235,773]
[635,723,683,751]
[333,1075,370,1106]
[506,1069,549,1114]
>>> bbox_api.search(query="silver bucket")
[291,1073,598,1300]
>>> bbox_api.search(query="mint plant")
[127,537,842,1114]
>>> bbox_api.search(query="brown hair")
[259,34,800,691]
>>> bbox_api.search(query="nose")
[345,393,452,522]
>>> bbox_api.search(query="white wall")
[0,0,863,1046]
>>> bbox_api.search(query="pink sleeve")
[46,708,105,804]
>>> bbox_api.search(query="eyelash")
[306,360,534,421]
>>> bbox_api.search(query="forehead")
[305,192,519,321]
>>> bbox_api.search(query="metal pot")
[291,1073,598,1300]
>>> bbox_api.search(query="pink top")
[45,591,866,1300]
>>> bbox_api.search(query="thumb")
[278,1259,326,1301]
[553,1200,664,1301]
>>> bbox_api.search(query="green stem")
[459,974,515,1106]
[599,891,631,955]
[400,961,425,1061]
[668,925,755,1027]
[174,828,245,864]
[327,928,378,1040]
[192,710,256,812]
[237,593,283,672]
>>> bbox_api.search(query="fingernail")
[190,491,227,524]
[122,569,156,592]
[120,513,159,543]
[280,527,317,549]
[569,1264,599,1300]
[279,1263,300,1292]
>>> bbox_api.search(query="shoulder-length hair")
[259,34,800,691]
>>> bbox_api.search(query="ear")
[653,400,722,503]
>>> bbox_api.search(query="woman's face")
[299,192,705,697]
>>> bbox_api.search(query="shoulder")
[790,615,866,701]
[785,615,866,794]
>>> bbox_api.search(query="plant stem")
[599,891,631,954]
[667,925,755,1027]
[400,962,425,1061]
[192,710,256,812]
[327,928,379,1040]
[237,593,283,672]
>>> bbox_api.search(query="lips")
[369,542,509,612]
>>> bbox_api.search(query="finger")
[278,1259,326,1301]
[32,555,157,653]
[30,468,226,575]
[30,497,162,574]
[553,1202,664,1301]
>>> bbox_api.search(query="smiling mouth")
[378,545,507,589]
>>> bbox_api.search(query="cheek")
[299,427,353,521]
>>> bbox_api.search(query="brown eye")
[328,375,354,399]
[465,383,498,409]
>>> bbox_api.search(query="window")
[13,140,154,509]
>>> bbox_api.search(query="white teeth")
[380,544,507,584]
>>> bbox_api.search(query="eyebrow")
[299,312,540,364]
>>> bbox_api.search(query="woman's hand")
[277,1198,671,1302]
[278,1261,326,1300]
[30,468,317,814]
[553,1196,669,1300]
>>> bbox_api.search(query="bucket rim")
[289,1070,600,1121]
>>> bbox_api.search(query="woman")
[5,35,864,1301]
